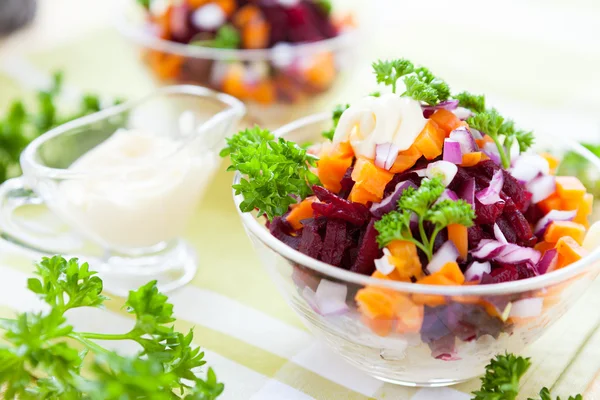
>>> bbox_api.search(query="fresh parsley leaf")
[136,0,151,9]
[192,24,240,49]
[372,59,415,94]
[530,388,583,400]
[473,353,531,400]
[468,108,534,168]
[322,103,349,140]
[369,91,381,97]
[313,0,332,15]
[454,91,486,113]
[0,256,221,399]
[222,126,321,219]
[376,177,475,260]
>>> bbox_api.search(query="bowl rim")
[233,112,600,296]
[115,2,358,62]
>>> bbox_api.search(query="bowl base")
[371,374,472,388]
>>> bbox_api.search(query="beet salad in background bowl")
[223,58,600,386]
[117,0,356,109]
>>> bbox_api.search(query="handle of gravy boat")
[0,177,84,255]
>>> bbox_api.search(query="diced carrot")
[351,158,394,199]
[148,51,184,80]
[187,0,210,8]
[394,296,424,334]
[349,185,380,205]
[414,120,445,160]
[242,20,270,49]
[286,196,317,230]
[475,135,494,149]
[574,193,594,226]
[250,80,276,104]
[438,261,465,284]
[544,221,586,245]
[448,224,468,260]
[561,197,581,211]
[540,152,560,175]
[214,0,236,15]
[429,109,462,134]
[538,193,562,214]
[534,240,554,255]
[460,152,483,167]
[555,176,586,202]
[222,63,247,99]
[361,315,393,336]
[303,52,336,89]
[233,5,261,27]
[355,287,396,319]
[389,145,422,173]
[317,144,353,193]
[412,274,456,307]
[480,152,490,161]
[372,270,411,282]
[387,240,422,279]
[332,141,355,158]
[556,236,588,269]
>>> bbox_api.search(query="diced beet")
[261,5,289,46]
[448,167,471,192]
[304,1,338,38]
[460,304,504,339]
[495,216,517,244]
[286,4,326,43]
[490,265,519,283]
[268,216,300,249]
[384,171,422,197]
[312,185,370,226]
[524,202,544,225]
[444,303,477,342]
[470,160,501,179]
[429,334,457,360]
[421,307,451,344]
[502,199,535,246]
[467,225,484,249]
[338,165,355,199]
[320,220,350,266]
[298,218,324,259]
[350,219,379,275]
[502,170,531,212]
[474,198,505,225]
[515,263,537,280]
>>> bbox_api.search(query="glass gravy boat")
[0,85,245,295]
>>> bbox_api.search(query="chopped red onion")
[443,139,463,164]
[315,279,349,316]
[370,181,417,218]
[475,169,505,205]
[191,3,226,30]
[426,161,458,187]
[421,99,459,118]
[302,287,320,314]
[536,248,558,275]
[509,298,543,318]
[526,175,556,203]
[426,241,459,275]
[464,261,492,282]
[472,239,507,260]
[452,107,473,121]
[449,127,479,154]
[469,128,483,140]
[413,168,427,177]
[483,142,502,165]
[436,189,459,204]
[374,248,395,275]
[458,178,475,206]
[534,210,577,237]
[493,223,508,244]
[496,244,541,265]
[375,142,401,171]
[510,155,551,184]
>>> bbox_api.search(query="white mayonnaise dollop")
[333,93,427,159]
[58,129,216,249]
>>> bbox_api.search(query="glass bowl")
[233,113,600,387]
[116,1,357,119]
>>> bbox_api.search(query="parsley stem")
[490,134,510,169]
[417,218,431,260]
[77,332,133,341]
[69,332,111,354]
[406,237,430,258]
[428,226,443,256]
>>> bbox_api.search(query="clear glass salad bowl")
[233,113,600,387]
[116,1,357,123]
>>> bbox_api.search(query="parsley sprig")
[0,71,123,184]
[221,126,321,219]
[192,24,240,49]
[321,103,349,141]
[374,177,475,260]
[0,256,223,399]
[372,59,450,105]
[467,107,535,169]
[473,353,582,400]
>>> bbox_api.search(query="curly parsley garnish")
[321,103,349,141]
[221,126,321,219]
[467,107,534,169]
[372,59,450,105]
[454,91,486,113]
[0,256,223,399]
[374,177,475,260]
[473,353,582,400]
[192,24,240,49]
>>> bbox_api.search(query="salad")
[223,58,595,357]
[135,0,354,104]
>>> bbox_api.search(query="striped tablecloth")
[1,0,599,398]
